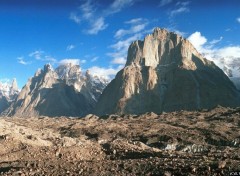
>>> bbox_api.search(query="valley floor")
[0,107,240,175]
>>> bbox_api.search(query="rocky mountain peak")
[94,28,240,115]
[55,63,81,80]
[5,63,108,117]
[0,78,19,114]
[44,63,53,72]
[0,78,19,100]
[11,78,18,91]
[126,27,205,71]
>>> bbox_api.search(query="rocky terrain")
[0,106,239,175]
[95,28,240,115]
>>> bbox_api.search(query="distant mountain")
[0,78,19,113]
[220,57,240,90]
[94,28,240,115]
[5,63,108,117]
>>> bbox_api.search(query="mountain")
[221,58,240,90]
[201,53,240,90]
[0,78,19,113]
[5,63,108,117]
[94,28,240,115]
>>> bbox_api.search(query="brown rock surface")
[0,106,239,175]
[94,28,240,115]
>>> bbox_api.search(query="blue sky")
[0,0,240,88]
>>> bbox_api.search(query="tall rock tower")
[94,28,240,115]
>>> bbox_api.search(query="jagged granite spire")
[94,28,240,115]
[11,78,18,91]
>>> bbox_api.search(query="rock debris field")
[0,106,239,175]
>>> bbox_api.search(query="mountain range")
[1,28,240,117]
[3,63,108,117]
[0,78,19,113]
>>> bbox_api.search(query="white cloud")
[170,1,190,17]
[86,17,108,35]
[218,46,240,58]
[209,36,223,45]
[237,17,240,23]
[125,18,144,24]
[59,59,80,65]
[91,57,98,62]
[44,56,57,63]
[104,0,134,15]
[176,1,190,6]
[188,31,207,51]
[28,50,57,64]
[159,0,172,7]
[29,50,44,60]
[111,33,142,51]
[69,13,81,24]
[17,57,31,65]
[170,7,189,16]
[80,0,94,20]
[70,0,136,35]
[109,18,150,66]
[66,44,75,51]
[58,59,86,66]
[188,31,240,78]
[115,22,148,38]
[111,57,126,65]
[88,65,124,79]
[70,0,107,35]
[81,59,87,64]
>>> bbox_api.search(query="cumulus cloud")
[159,0,172,7]
[17,57,31,65]
[218,46,240,58]
[70,0,136,35]
[188,31,207,52]
[88,65,124,79]
[66,44,75,51]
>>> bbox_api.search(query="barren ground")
[0,106,240,175]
